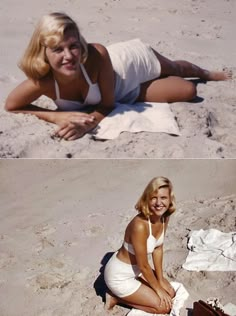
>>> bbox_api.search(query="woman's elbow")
[4,101,13,112]
[4,98,20,112]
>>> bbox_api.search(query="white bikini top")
[123,218,165,255]
[54,64,102,111]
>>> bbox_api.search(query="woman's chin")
[151,208,167,217]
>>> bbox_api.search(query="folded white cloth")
[92,102,180,140]
[126,282,189,316]
[183,229,236,271]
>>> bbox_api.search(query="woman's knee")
[153,303,171,314]
[184,81,197,100]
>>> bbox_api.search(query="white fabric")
[92,102,180,140]
[107,38,161,103]
[223,303,236,316]
[182,229,236,271]
[54,64,102,110]
[104,251,141,298]
[126,282,189,316]
[170,282,189,316]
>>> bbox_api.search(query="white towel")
[126,282,189,316]
[183,229,236,271]
[92,102,180,140]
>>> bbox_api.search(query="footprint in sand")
[34,223,56,237]
[27,257,73,291]
[35,237,55,254]
[31,268,91,292]
[34,223,56,253]
[35,272,71,290]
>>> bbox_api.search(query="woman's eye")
[71,43,80,50]
[52,47,63,53]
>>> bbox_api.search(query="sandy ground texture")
[0,159,236,316]
[0,0,236,158]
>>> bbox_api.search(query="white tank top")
[123,218,165,255]
[54,64,101,111]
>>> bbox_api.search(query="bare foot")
[105,292,118,310]
[202,69,233,81]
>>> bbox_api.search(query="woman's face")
[45,29,81,79]
[148,187,171,218]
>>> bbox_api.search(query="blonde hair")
[19,12,88,80]
[135,176,176,219]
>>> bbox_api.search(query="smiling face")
[148,187,171,218]
[45,28,81,79]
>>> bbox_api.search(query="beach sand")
[0,159,236,316]
[0,0,236,158]
[0,1,235,315]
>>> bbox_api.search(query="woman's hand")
[159,277,175,298]
[53,111,95,126]
[156,286,173,311]
[53,112,96,140]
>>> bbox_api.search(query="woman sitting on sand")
[104,176,176,315]
[5,12,231,141]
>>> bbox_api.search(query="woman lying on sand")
[104,177,176,315]
[5,12,231,140]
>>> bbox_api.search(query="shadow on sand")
[93,251,114,303]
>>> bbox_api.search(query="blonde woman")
[5,12,231,140]
[104,177,176,315]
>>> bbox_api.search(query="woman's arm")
[152,245,164,281]
[5,79,57,122]
[131,220,172,308]
[131,221,165,293]
[5,79,95,131]
[91,43,115,118]
[152,218,175,298]
[152,216,170,281]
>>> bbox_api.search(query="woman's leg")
[106,283,171,314]
[152,49,232,81]
[137,48,232,103]
[138,76,197,103]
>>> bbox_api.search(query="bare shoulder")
[88,43,110,65]
[37,75,55,97]
[22,74,55,98]
[86,43,114,85]
[129,215,148,235]
[90,43,109,56]
[14,75,53,94]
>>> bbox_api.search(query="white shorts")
[107,38,161,104]
[104,252,142,298]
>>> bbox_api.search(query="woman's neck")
[149,214,163,224]
[53,69,81,85]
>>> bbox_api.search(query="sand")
[0,0,236,158]
[0,1,235,315]
[0,159,236,316]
